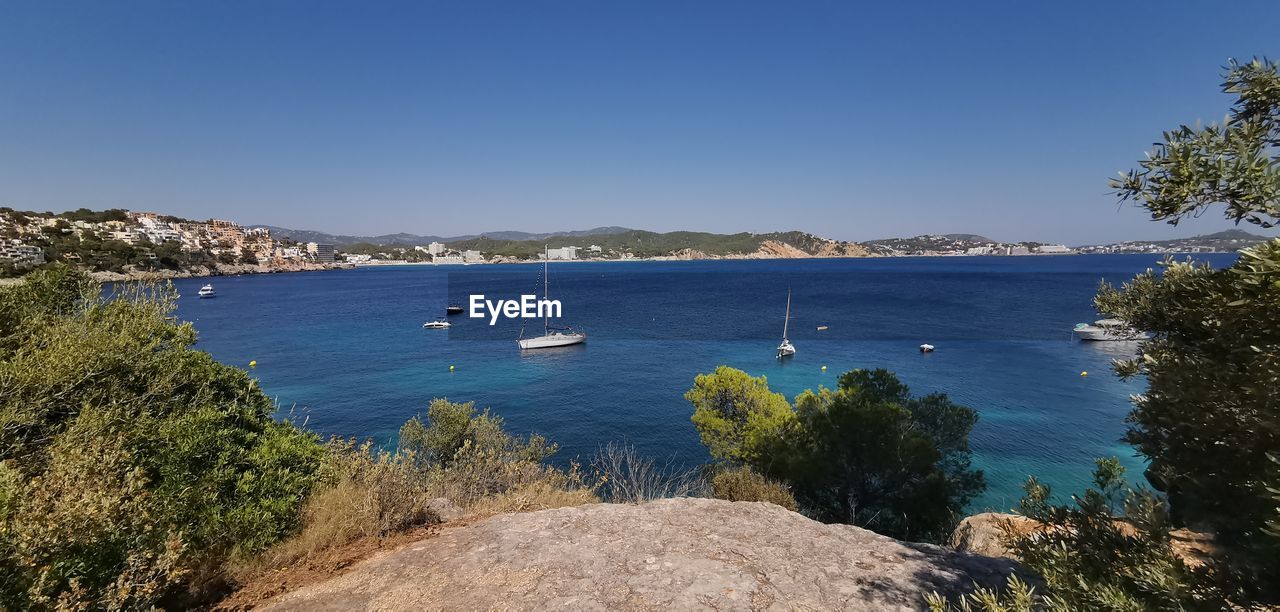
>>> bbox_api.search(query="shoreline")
[352,250,1243,268]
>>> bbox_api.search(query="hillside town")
[0,208,340,277]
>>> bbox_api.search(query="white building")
[307,242,336,262]
[427,242,445,256]
[462,250,484,263]
[0,240,44,265]
[1037,244,1072,254]
[546,246,579,260]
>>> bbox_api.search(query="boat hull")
[518,332,587,350]
[1073,326,1144,341]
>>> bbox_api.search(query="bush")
[930,459,1238,611]
[245,401,598,578]
[0,266,326,609]
[710,466,797,511]
[591,442,706,504]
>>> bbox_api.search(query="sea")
[171,254,1234,512]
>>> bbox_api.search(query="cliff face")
[262,498,1019,611]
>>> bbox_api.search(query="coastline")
[88,261,355,283]
[351,250,1241,268]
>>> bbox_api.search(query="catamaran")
[777,289,795,358]
[518,247,586,350]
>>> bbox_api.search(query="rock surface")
[950,512,1041,559]
[263,498,1019,611]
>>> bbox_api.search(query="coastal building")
[0,240,44,265]
[433,254,465,264]
[1037,244,1072,254]
[427,241,445,256]
[588,245,602,254]
[462,249,484,263]
[306,242,336,262]
[1006,246,1031,255]
[547,246,578,260]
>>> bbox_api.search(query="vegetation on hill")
[445,229,854,259]
[686,366,984,542]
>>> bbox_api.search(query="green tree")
[1103,57,1280,591]
[687,367,983,542]
[0,266,326,608]
[685,366,794,464]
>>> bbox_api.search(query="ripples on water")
[172,254,1233,511]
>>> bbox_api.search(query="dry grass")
[710,466,798,511]
[591,442,708,504]
[231,436,599,585]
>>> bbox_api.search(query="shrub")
[591,442,706,504]
[245,401,598,578]
[0,266,326,609]
[710,466,797,511]
[930,459,1238,611]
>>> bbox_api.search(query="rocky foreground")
[262,498,1019,611]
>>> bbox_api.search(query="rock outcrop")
[263,498,1019,611]
[950,513,1041,559]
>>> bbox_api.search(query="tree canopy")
[1100,57,1280,597]
[687,366,984,542]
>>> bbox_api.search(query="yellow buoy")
[249,360,257,368]
[1080,371,1087,377]
[450,365,455,372]
[821,365,827,371]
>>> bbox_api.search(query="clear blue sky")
[1,1,1277,244]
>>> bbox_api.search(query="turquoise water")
[171,254,1233,511]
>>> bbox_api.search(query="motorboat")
[777,289,796,358]
[919,343,935,353]
[1073,319,1144,341]
[197,284,216,298]
[518,246,586,350]
[446,304,464,315]
[423,320,451,329]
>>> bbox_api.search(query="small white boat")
[919,343,935,353]
[1073,319,1144,341]
[518,246,586,350]
[197,284,216,298]
[423,320,451,329]
[777,289,796,358]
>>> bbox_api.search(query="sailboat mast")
[782,289,791,340]
[543,245,550,334]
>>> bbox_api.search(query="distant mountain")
[251,225,634,246]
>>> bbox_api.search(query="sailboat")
[518,246,587,350]
[777,289,796,358]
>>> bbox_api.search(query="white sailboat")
[777,289,796,358]
[518,247,586,350]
